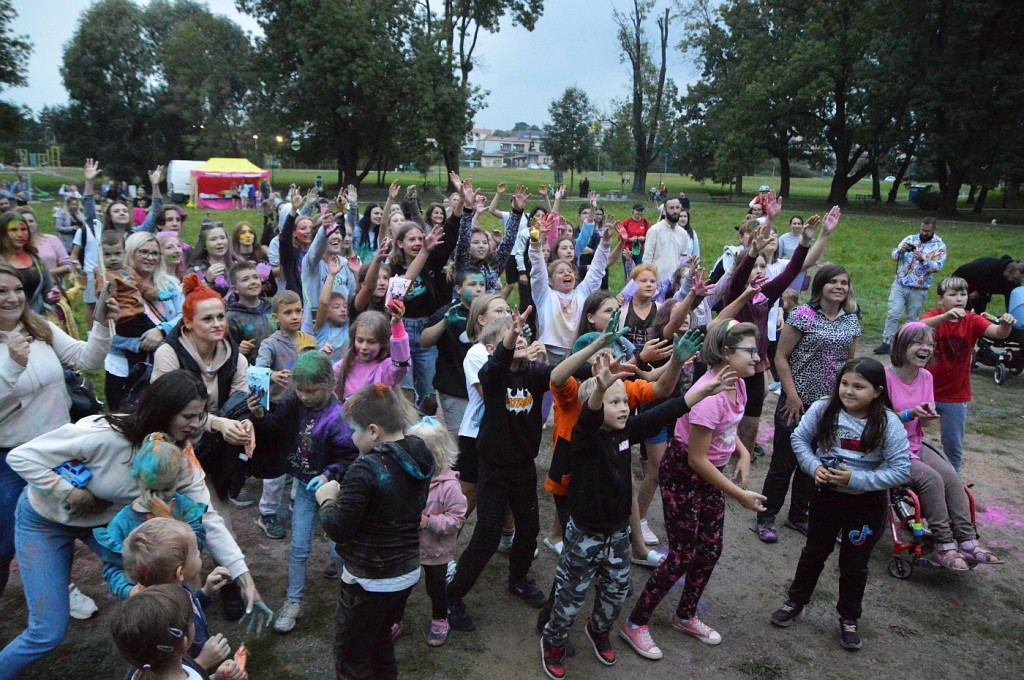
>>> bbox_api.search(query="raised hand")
[763,189,782,220]
[424,224,445,251]
[347,183,358,203]
[511,185,531,211]
[304,187,318,207]
[599,309,630,346]
[510,304,533,336]
[496,182,507,194]
[326,254,342,276]
[537,184,549,197]
[614,220,628,243]
[674,328,705,363]
[374,238,392,261]
[347,253,361,273]
[802,214,822,242]
[388,179,401,200]
[335,186,349,209]
[746,274,769,295]
[526,341,548,363]
[639,337,673,364]
[588,190,598,210]
[555,184,565,199]
[448,171,463,192]
[750,221,772,254]
[822,205,841,235]
[705,366,737,396]
[691,267,715,296]
[148,165,164,187]
[288,185,301,207]
[83,158,101,182]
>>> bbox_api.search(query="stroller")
[972,330,1023,385]
[885,442,977,579]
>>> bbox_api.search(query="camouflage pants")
[542,519,631,646]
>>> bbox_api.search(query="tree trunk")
[441,146,459,194]
[1002,179,1023,208]
[973,186,989,213]
[886,154,912,204]
[777,152,791,198]
[935,161,962,214]
[633,167,648,196]
[735,175,743,196]
[871,162,881,201]
[965,184,977,205]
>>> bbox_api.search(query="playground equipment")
[16,146,62,168]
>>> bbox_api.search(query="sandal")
[631,548,666,568]
[933,545,970,571]
[959,540,1003,565]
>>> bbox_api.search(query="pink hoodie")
[335,320,411,399]
[420,469,467,565]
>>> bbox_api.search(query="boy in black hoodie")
[446,306,554,632]
[540,349,735,678]
[316,383,434,680]
[226,261,276,365]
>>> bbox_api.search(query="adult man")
[952,255,1024,313]
[874,217,946,354]
[641,197,691,280]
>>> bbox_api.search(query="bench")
[605,190,626,200]
[855,193,880,203]
[708,191,732,202]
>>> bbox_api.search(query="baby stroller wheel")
[888,556,912,579]
[994,363,1007,385]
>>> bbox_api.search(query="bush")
[914,190,942,211]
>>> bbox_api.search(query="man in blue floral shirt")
[874,217,946,354]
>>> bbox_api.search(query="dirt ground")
[1,357,1022,680]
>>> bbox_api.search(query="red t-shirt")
[622,218,650,254]
[921,307,992,402]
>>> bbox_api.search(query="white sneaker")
[68,583,98,620]
[498,530,515,553]
[640,519,659,546]
[273,599,303,634]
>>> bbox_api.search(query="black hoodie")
[319,435,434,580]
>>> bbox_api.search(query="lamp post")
[252,134,259,164]
[273,135,284,184]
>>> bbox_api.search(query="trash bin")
[908,184,928,203]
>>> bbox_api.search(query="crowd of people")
[0,163,1021,680]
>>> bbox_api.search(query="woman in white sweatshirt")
[0,370,269,678]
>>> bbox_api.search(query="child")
[620,264,659,349]
[120,520,239,677]
[314,255,351,363]
[94,433,208,600]
[404,417,468,647]
[445,307,554,632]
[111,583,246,680]
[770,357,910,650]
[246,351,358,634]
[257,289,318,406]
[95,230,161,341]
[621,322,768,660]
[920,276,1017,471]
[886,323,1001,568]
[315,384,434,680]
[454,184,525,292]
[226,262,276,366]
[529,212,613,364]
[541,352,735,679]
[333,306,410,401]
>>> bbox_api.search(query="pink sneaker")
[618,623,663,660]
[672,615,722,645]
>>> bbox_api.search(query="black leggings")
[742,370,766,418]
[423,563,448,620]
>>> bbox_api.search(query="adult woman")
[188,223,238,298]
[158,230,186,281]
[0,262,116,600]
[1,211,55,314]
[53,194,85,254]
[104,232,184,410]
[300,204,359,333]
[756,263,861,542]
[0,371,269,677]
[16,206,73,280]
[277,187,318,296]
[354,202,382,252]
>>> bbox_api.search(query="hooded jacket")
[319,435,434,580]
[420,470,467,565]
[226,297,276,364]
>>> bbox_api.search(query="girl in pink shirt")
[333,306,410,401]
[622,322,766,659]
[885,322,1001,569]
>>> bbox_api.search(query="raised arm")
[487,183,507,219]
[550,310,630,388]
[135,166,165,234]
[494,186,529,271]
[353,239,390,312]
[83,159,100,223]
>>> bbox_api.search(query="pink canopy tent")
[190,158,268,209]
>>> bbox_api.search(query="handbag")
[64,368,103,422]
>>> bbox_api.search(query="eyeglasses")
[727,346,758,358]
[137,249,161,258]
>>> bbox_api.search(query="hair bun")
[181,273,202,296]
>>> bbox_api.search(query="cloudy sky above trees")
[8,0,698,129]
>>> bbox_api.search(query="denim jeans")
[400,317,438,410]
[0,449,25,598]
[0,490,104,677]
[287,478,341,602]
[882,282,929,345]
[259,474,288,517]
[935,401,968,472]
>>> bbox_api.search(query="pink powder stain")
[757,426,775,444]
[978,504,1024,530]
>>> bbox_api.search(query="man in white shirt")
[641,197,691,280]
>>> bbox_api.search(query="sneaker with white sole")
[639,519,659,546]
[543,537,563,555]
[427,618,449,647]
[498,529,515,553]
[68,584,98,620]
[257,513,286,539]
[672,615,722,645]
[619,623,663,660]
[273,599,303,634]
[229,488,255,508]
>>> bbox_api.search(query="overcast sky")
[7,0,699,129]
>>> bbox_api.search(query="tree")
[603,101,635,174]
[241,0,420,187]
[544,87,596,190]
[423,0,544,191]
[0,0,32,144]
[614,0,677,195]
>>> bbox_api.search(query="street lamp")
[252,134,259,163]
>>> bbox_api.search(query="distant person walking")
[874,218,945,355]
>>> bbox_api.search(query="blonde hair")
[123,518,194,587]
[406,417,458,474]
[478,316,512,347]
[466,292,506,342]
